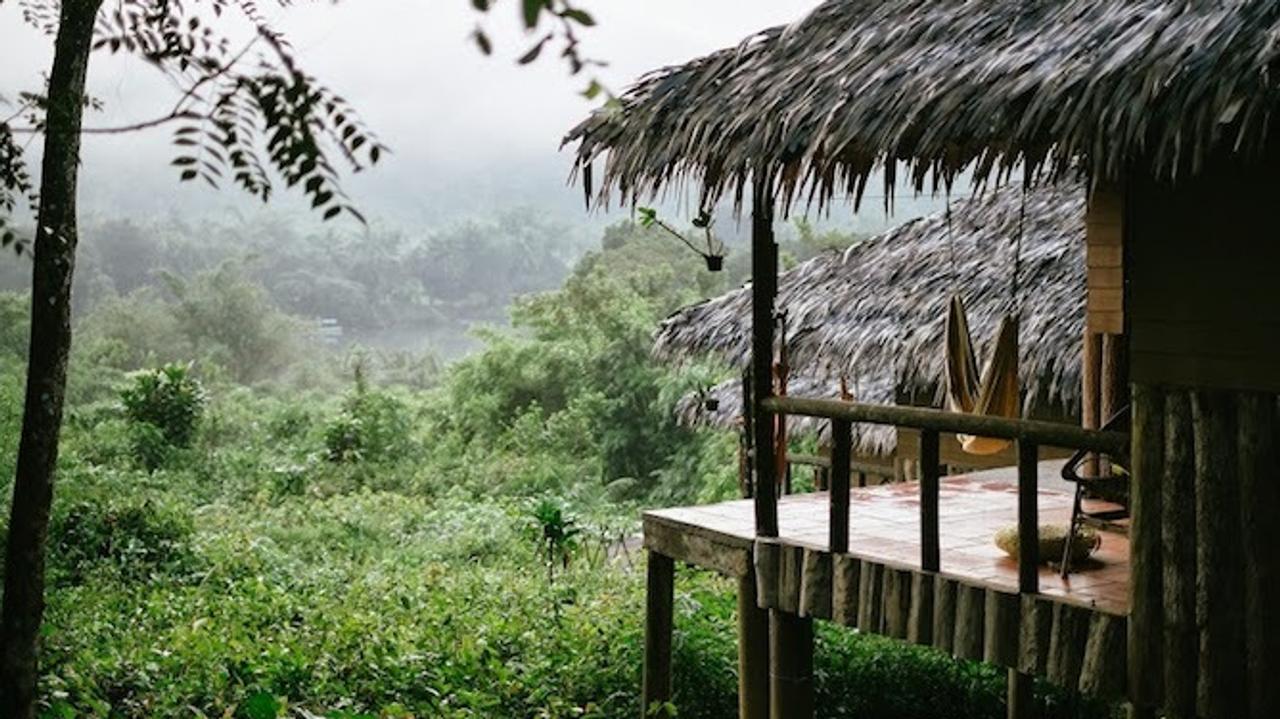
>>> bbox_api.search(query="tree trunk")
[0,1,102,715]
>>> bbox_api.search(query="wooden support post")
[643,552,675,719]
[829,418,852,554]
[741,367,755,499]
[739,570,770,719]
[1082,330,1102,477]
[920,429,941,572]
[1129,384,1164,714]
[1237,393,1279,719]
[1007,669,1035,719]
[1192,391,1246,719]
[769,611,814,719]
[751,181,778,538]
[1016,441,1039,594]
[1161,390,1196,719]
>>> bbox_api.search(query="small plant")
[324,357,413,463]
[637,207,726,271]
[119,363,206,469]
[531,498,581,586]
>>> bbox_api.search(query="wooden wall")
[1129,385,1280,719]
[1127,161,1280,393]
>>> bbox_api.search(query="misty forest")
[13,0,1276,718]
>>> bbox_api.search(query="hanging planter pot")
[638,206,726,272]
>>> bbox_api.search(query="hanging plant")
[637,207,726,271]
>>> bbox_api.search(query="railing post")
[1009,440,1039,719]
[920,429,941,573]
[829,419,852,554]
[1016,440,1040,594]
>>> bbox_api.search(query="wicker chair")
[1059,406,1131,577]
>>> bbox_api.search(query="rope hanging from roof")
[943,188,1026,455]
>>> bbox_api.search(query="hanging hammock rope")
[943,188,1026,456]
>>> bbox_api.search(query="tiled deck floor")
[647,461,1130,614]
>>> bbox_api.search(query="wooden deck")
[642,462,1132,700]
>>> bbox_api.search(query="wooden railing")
[760,396,1129,595]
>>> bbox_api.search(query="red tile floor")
[647,461,1130,615]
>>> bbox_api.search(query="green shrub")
[49,496,196,584]
[120,363,206,449]
[324,389,414,464]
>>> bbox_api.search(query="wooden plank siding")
[1127,161,1280,393]
[1087,186,1125,336]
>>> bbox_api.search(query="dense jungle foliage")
[0,215,1114,719]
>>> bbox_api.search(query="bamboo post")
[920,429,941,572]
[751,182,778,537]
[830,419,852,554]
[1161,390,1196,719]
[1129,384,1164,713]
[1192,391,1246,719]
[739,569,770,719]
[643,552,675,719]
[769,611,814,719]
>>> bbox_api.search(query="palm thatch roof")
[566,0,1280,210]
[661,184,1085,455]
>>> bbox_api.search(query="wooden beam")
[739,570,770,719]
[1082,330,1102,476]
[920,428,941,572]
[769,611,814,719]
[642,552,675,719]
[831,554,860,627]
[799,548,832,621]
[761,396,1127,455]
[829,418,852,554]
[752,182,778,538]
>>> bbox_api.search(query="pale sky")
[1,1,828,227]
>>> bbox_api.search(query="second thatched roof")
[567,0,1280,210]
[657,183,1086,438]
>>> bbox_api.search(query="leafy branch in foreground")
[471,0,609,99]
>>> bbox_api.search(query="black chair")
[1059,406,1131,577]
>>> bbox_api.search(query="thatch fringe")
[566,0,1280,211]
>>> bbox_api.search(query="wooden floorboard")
[644,462,1130,615]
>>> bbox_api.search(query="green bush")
[49,495,196,584]
[120,364,206,448]
[324,386,414,464]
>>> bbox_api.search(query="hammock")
[944,294,1020,455]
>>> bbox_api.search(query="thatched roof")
[660,183,1085,456]
[566,0,1280,209]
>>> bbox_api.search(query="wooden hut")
[665,186,1089,481]
[565,2,1280,718]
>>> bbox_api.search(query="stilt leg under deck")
[643,552,674,719]
[769,610,814,719]
[1007,669,1036,719]
[739,572,770,719]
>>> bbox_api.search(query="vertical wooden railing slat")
[920,429,941,573]
[1007,440,1040,719]
[829,419,852,554]
[1017,441,1040,594]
